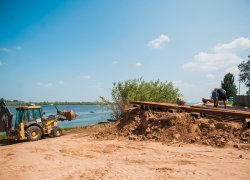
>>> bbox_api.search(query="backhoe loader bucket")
[54,106,79,121]
[57,109,79,121]
[64,109,79,120]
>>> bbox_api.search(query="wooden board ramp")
[130,101,250,119]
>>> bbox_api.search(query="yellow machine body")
[42,118,58,134]
[1,99,78,141]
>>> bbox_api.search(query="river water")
[0,105,111,135]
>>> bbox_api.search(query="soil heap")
[96,108,250,149]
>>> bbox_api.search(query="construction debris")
[202,98,214,103]
[95,108,250,149]
[130,101,250,119]
[154,115,177,121]
[176,97,186,105]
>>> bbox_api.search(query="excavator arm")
[0,98,13,134]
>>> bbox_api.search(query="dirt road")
[0,127,249,180]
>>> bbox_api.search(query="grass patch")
[62,125,91,131]
[234,104,244,107]
[62,127,75,131]
[0,134,7,140]
[96,122,109,125]
[62,123,114,131]
[95,121,116,125]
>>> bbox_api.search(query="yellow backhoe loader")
[0,98,79,141]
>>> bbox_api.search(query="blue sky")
[0,0,250,102]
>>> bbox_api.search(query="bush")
[0,134,7,139]
[97,78,182,120]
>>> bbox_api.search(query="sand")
[0,110,250,180]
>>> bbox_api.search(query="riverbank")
[0,123,249,180]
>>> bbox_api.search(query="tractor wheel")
[26,126,42,141]
[52,127,62,137]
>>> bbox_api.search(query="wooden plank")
[190,113,200,119]
[130,101,250,118]
[169,109,177,113]
[202,98,214,103]
[155,115,177,121]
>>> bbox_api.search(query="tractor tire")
[52,127,62,137]
[26,126,42,141]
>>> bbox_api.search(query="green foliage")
[238,57,250,94]
[221,73,237,98]
[227,102,233,105]
[111,78,182,104]
[0,134,7,139]
[97,78,182,120]
[62,127,75,131]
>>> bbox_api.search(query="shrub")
[97,78,182,120]
[0,134,7,139]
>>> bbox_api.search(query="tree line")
[5,100,98,106]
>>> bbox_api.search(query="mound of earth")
[95,108,250,149]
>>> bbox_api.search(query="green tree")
[97,78,182,120]
[221,72,237,98]
[238,56,250,94]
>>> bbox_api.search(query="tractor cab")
[15,106,43,130]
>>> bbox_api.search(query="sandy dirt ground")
[0,125,250,180]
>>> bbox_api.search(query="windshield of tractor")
[29,108,42,121]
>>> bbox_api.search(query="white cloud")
[0,61,7,65]
[36,83,52,87]
[147,35,170,48]
[113,61,118,64]
[0,48,10,51]
[182,52,243,71]
[220,66,240,81]
[58,81,65,85]
[213,37,250,52]
[223,66,239,76]
[183,37,250,71]
[79,76,90,79]
[135,63,142,67]
[206,74,215,79]
[16,46,21,50]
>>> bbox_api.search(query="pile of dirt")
[95,108,250,149]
